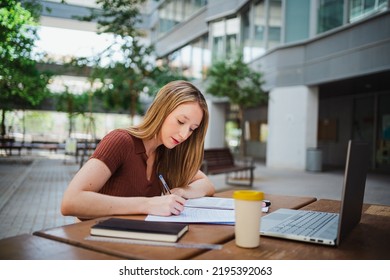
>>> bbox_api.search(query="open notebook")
[260,140,370,246]
[145,197,269,224]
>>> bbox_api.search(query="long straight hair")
[126,80,209,189]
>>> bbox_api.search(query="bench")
[61,139,100,166]
[25,141,59,154]
[201,148,255,187]
[0,139,23,156]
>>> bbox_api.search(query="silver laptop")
[260,140,370,246]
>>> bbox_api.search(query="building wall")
[253,11,390,170]
[205,100,226,149]
[36,0,390,171]
[252,11,390,90]
[266,86,318,170]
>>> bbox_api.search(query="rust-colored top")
[91,129,162,197]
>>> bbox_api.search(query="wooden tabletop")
[0,234,122,260]
[193,199,390,260]
[33,191,317,260]
[34,218,235,260]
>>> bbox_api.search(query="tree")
[89,37,156,123]
[0,0,52,136]
[206,53,268,156]
[71,0,148,124]
[54,87,92,138]
[81,0,146,38]
[75,0,188,123]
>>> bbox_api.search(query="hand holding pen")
[158,174,186,215]
[158,174,171,194]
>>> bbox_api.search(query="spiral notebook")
[260,140,370,246]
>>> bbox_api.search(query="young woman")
[61,80,215,220]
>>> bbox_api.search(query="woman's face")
[160,102,203,149]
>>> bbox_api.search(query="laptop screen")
[337,140,370,245]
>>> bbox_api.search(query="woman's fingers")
[169,194,185,215]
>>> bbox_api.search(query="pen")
[262,200,271,207]
[158,174,171,194]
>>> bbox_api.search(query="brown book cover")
[90,218,189,242]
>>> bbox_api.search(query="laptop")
[260,140,370,246]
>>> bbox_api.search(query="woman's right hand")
[146,194,186,216]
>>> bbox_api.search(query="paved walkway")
[0,152,78,240]
[1,151,389,240]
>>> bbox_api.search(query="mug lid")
[233,190,264,201]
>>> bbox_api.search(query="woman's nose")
[178,126,190,140]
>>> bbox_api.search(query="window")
[317,0,344,34]
[242,9,252,62]
[211,20,225,61]
[253,0,266,57]
[267,0,282,49]
[349,0,388,22]
[162,35,210,79]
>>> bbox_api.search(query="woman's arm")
[170,170,215,199]
[61,158,186,219]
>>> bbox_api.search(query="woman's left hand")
[170,187,187,198]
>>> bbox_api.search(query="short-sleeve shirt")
[90,129,162,197]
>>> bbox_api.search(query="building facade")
[147,0,390,173]
[37,0,390,173]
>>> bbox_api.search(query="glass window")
[191,39,202,79]
[211,20,225,61]
[317,0,344,34]
[226,34,238,58]
[253,0,266,57]
[267,0,282,49]
[349,0,388,22]
[202,36,211,79]
[226,18,239,58]
[161,35,209,80]
[212,36,224,61]
[242,9,252,62]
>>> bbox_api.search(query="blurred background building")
[11,0,390,173]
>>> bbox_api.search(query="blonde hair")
[127,80,209,189]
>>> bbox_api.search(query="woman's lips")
[172,137,180,145]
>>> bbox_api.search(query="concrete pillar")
[204,100,226,149]
[266,85,319,170]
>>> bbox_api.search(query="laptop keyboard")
[269,211,338,236]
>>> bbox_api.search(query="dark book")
[90,218,189,242]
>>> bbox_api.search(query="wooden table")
[193,199,390,260]
[0,234,122,260]
[33,192,317,260]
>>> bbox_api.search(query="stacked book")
[90,218,188,243]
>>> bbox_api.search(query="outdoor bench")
[201,147,255,187]
[25,141,59,153]
[0,139,23,156]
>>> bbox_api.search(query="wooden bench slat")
[202,148,255,187]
